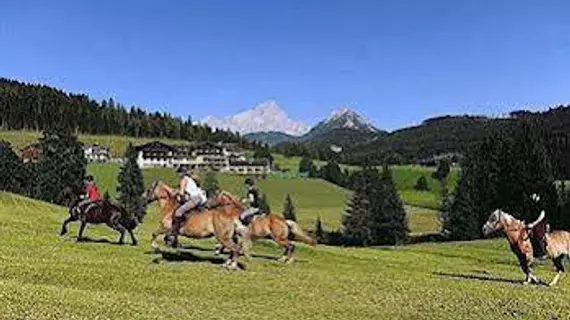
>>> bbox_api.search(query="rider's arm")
[179,178,187,195]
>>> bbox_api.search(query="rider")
[74,175,102,215]
[169,166,208,240]
[236,178,262,232]
[529,193,547,259]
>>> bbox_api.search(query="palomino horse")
[143,181,245,270]
[483,209,570,286]
[60,187,138,245]
[214,197,316,264]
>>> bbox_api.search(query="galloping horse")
[143,181,245,270]
[483,209,570,286]
[214,195,316,264]
[59,186,138,245]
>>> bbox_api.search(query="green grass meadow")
[275,155,459,210]
[1,191,569,319]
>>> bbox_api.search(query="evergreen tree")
[432,159,451,181]
[443,117,559,239]
[0,141,26,194]
[341,182,372,246]
[259,193,271,213]
[253,146,274,165]
[314,217,325,244]
[36,127,86,204]
[370,165,409,245]
[441,165,479,240]
[320,160,344,185]
[414,175,430,191]
[341,166,379,246]
[283,193,297,221]
[299,156,317,174]
[203,171,219,198]
[117,143,146,222]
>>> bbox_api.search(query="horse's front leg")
[151,224,167,250]
[214,243,224,257]
[128,229,138,246]
[77,221,87,242]
[60,215,77,236]
[520,255,540,285]
[549,256,565,287]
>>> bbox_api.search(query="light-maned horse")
[214,196,316,264]
[483,209,570,286]
[143,181,245,270]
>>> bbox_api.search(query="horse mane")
[157,181,175,198]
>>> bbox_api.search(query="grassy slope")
[87,163,437,233]
[274,155,459,210]
[1,191,568,320]
[0,130,187,157]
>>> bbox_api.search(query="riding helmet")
[244,177,254,186]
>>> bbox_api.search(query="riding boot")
[167,215,186,247]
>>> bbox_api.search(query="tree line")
[0,78,259,149]
[442,116,570,240]
[0,127,147,222]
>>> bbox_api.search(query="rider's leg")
[239,207,260,225]
[171,199,198,236]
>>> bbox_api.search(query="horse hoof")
[278,256,288,263]
[286,258,295,264]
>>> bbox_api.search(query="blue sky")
[1,0,570,131]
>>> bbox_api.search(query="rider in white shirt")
[168,166,207,244]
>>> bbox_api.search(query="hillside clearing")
[272,155,459,210]
[0,192,569,319]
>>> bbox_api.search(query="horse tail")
[285,220,316,246]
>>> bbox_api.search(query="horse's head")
[142,180,173,205]
[59,184,84,208]
[213,190,244,209]
[483,209,508,236]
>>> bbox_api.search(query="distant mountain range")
[202,101,310,136]
[203,100,570,175]
[203,102,382,147]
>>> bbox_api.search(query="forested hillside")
[274,108,570,179]
[0,78,252,146]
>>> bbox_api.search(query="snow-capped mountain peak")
[323,107,379,132]
[202,101,310,136]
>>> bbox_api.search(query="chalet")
[225,159,271,175]
[133,141,269,174]
[135,141,179,168]
[82,145,110,163]
[21,143,41,163]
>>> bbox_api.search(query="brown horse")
[214,196,316,264]
[60,186,138,245]
[143,181,245,270]
[483,209,570,286]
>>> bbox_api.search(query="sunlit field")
[1,191,568,319]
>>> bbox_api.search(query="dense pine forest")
[0,78,254,147]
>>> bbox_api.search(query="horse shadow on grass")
[150,248,247,270]
[69,236,133,246]
[434,271,548,286]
